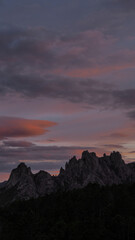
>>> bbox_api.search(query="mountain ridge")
[0,150,135,205]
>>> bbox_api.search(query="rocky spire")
[7,162,32,187]
[6,162,38,200]
[0,150,135,205]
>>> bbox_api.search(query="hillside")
[0,183,135,240]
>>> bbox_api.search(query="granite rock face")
[6,163,38,200]
[0,163,56,204]
[0,151,135,204]
[58,151,130,189]
[34,171,56,196]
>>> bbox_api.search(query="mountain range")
[0,150,135,205]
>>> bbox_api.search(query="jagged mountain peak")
[58,150,131,189]
[7,162,33,189]
[109,151,122,161]
[1,150,135,205]
[14,162,32,174]
[17,162,28,169]
[9,161,31,175]
[110,151,124,164]
[34,170,51,180]
[64,151,124,174]
[65,156,77,169]
[82,151,97,159]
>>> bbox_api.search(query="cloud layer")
[0,27,135,114]
[0,0,135,181]
[0,117,56,139]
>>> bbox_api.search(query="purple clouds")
[0,0,135,181]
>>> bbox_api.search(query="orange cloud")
[0,117,57,139]
[65,63,135,78]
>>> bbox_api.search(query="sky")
[0,0,135,181]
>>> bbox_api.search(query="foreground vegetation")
[0,183,135,240]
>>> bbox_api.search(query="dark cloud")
[127,110,135,120]
[0,73,111,103]
[113,89,135,109]
[0,27,134,111]
[0,69,135,111]
[3,140,35,148]
[118,0,135,9]
[103,0,135,10]
[103,144,125,149]
[0,27,57,70]
[0,27,109,71]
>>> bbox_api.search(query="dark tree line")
[0,183,135,240]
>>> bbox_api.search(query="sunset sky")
[0,0,135,181]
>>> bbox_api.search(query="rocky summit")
[0,151,135,205]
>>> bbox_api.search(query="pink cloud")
[0,117,57,139]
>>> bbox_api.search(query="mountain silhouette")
[0,150,135,205]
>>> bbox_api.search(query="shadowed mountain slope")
[0,151,135,205]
